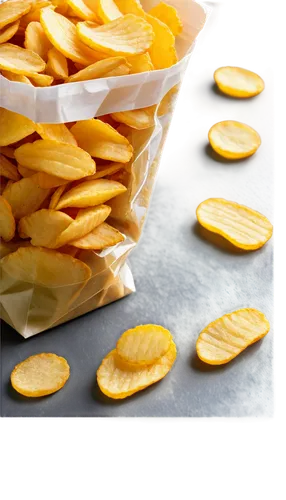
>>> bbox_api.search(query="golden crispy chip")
[40,8,102,65]
[77,14,154,56]
[83,162,123,181]
[0,0,33,30]
[24,21,52,61]
[0,108,36,147]
[104,60,130,76]
[53,204,111,247]
[45,46,68,79]
[149,2,182,36]
[0,195,16,241]
[0,146,15,158]
[11,353,70,398]
[55,178,126,209]
[116,324,172,366]
[157,84,178,116]
[114,0,145,17]
[70,221,124,249]
[196,198,273,250]
[97,0,122,24]
[1,69,32,84]
[97,339,176,399]
[208,120,261,160]
[31,172,69,188]
[0,19,20,44]
[196,308,270,365]
[17,164,34,177]
[127,52,153,73]
[18,208,73,247]
[0,43,46,76]
[111,106,155,130]
[3,175,51,219]
[15,139,95,180]
[146,14,177,69]
[35,123,77,145]
[214,66,265,98]
[70,119,133,163]
[29,72,53,86]
[49,183,69,209]
[67,0,99,21]
[20,0,52,27]
[65,56,128,82]
[0,154,21,181]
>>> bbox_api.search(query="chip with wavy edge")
[0,154,21,181]
[46,47,69,79]
[83,162,123,181]
[0,20,20,44]
[67,0,99,22]
[18,208,73,247]
[111,106,155,130]
[69,221,124,249]
[214,66,265,98]
[97,0,122,24]
[55,178,126,209]
[146,14,177,69]
[0,43,46,76]
[35,123,77,145]
[0,108,36,147]
[3,175,51,219]
[0,0,33,30]
[208,120,261,159]
[127,52,153,73]
[0,195,16,241]
[65,56,128,82]
[148,2,182,36]
[24,21,52,61]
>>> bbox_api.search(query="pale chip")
[3,175,51,219]
[208,120,261,159]
[24,21,52,61]
[146,14,177,69]
[18,208,73,247]
[127,52,153,73]
[1,69,32,84]
[55,178,127,209]
[0,195,16,241]
[111,106,155,130]
[35,123,77,145]
[148,2,182,36]
[214,66,265,98]
[67,0,99,22]
[70,221,124,249]
[46,47,69,79]
[20,0,52,27]
[65,56,128,82]
[0,107,36,147]
[97,0,122,24]
[0,0,33,30]
[0,154,21,181]
[0,20,20,44]
[0,43,46,76]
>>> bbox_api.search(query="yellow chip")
[111,106,155,130]
[53,204,111,247]
[83,162,123,181]
[29,72,54,86]
[77,14,154,56]
[149,2,182,36]
[11,353,70,398]
[24,21,52,61]
[20,0,52,27]
[214,66,265,98]
[67,0,99,21]
[3,175,51,219]
[0,146,15,158]
[35,123,77,145]
[97,0,122,24]
[18,208,73,247]
[196,198,273,250]
[0,0,33,30]
[1,69,32,84]
[104,60,130,76]
[97,339,176,399]
[31,171,69,188]
[127,52,153,73]
[114,0,145,17]
[116,324,172,366]
[0,43,46,76]
[0,195,16,241]
[196,308,270,365]
[146,14,177,69]
[208,120,261,160]
[65,56,128,82]
[17,164,34,177]
[0,19,20,44]
[14,139,95,180]
[70,221,124,249]
[40,8,102,65]
[0,108,36,147]
[70,119,133,162]
[0,238,31,258]
[0,154,21,181]
[45,47,68,79]
[49,183,69,209]
[55,178,126,209]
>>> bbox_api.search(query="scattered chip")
[196,308,270,365]
[0,19,20,44]
[149,2,182,36]
[18,208,73,247]
[35,123,77,145]
[97,339,176,399]
[146,14,177,69]
[1,69,32,84]
[46,46,69,79]
[0,195,16,241]
[0,154,21,181]
[0,0,33,30]
[77,14,154,56]
[70,221,124,249]
[127,52,153,73]
[196,198,273,250]
[0,43,46,76]
[214,66,265,98]
[29,72,54,86]
[67,0,99,22]
[11,353,70,397]
[208,120,261,159]
[0,108,36,147]
[111,106,155,129]
[97,0,122,24]
[65,56,129,82]
[55,178,127,209]
[24,21,52,61]
[3,175,51,219]
[49,183,69,209]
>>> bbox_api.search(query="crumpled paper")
[0,0,208,338]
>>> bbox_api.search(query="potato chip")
[18,208,73,247]
[0,43,46,76]
[146,14,177,69]
[70,221,124,249]
[55,178,126,209]
[196,308,270,365]
[209,120,261,160]
[24,21,52,61]
[70,119,133,162]
[0,195,15,241]
[97,0,122,24]
[1,69,32,84]
[3,175,51,219]
[0,154,21,181]
[15,139,95,180]
[17,164,34,177]
[114,0,145,17]
[0,108,36,147]
[111,106,155,130]
[31,171,69,188]
[214,67,265,98]
[51,0,69,15]
[196,198,273,250]
[40,8,102,65]
[67,0,99,21]
[0,0,33,30]
[11,353,70,398]
[29,72,54,86]
[97,339,176,399]
[0,146,15,159]
[49,183,69,209]
[148,2,182,36]
[127,52,153,73]
[20,0,52,27]
[2,179,14,194]
[53,204,111,247]
[45,46,68,79]
[65,56,128,82]
[77,14,154,56]
[104,60,130,76]
[0,238,31,258]
[83,162,123,181]
[0,19,20,44]
[35,123,77,145]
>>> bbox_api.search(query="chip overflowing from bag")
[97,324,177,399]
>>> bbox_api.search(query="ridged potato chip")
[214,66,265,98]
[0,43,46,76]
[55,178,126,209]
[116,324,172,366]
[32,172,68,189]
[149,2,182,36]
[15,139,95,180]
[196,308,270,365]
[196,198,273,250]
[24,21,52,61]
[97,0,122,24]
[127,52,153,73]
[29,72,53,86]
[70,221,124,249]
[77,14,154,56]
[208,120,261,159]
[11,353,70,398]
[67,0,99,21]
[114,0,145,17]
[35,123,77,145]
[111,106,155,130]
[0,0,33,30]
[0,108,36,146]
[49,183,69,209]
[1,69,32,84]
[53,204,111,247]
[0,19,20,44]
[97,339,176,399]
[0,195,16,241]
[3,175,51,218]
[65,56,128,82]
[83,162,123,181]
[146,14,177,69]
[0,154,21,181]
[45,46,68,79]
[18,208,73,247]
[70,119,133,162]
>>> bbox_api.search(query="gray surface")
[0,2,273,417]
